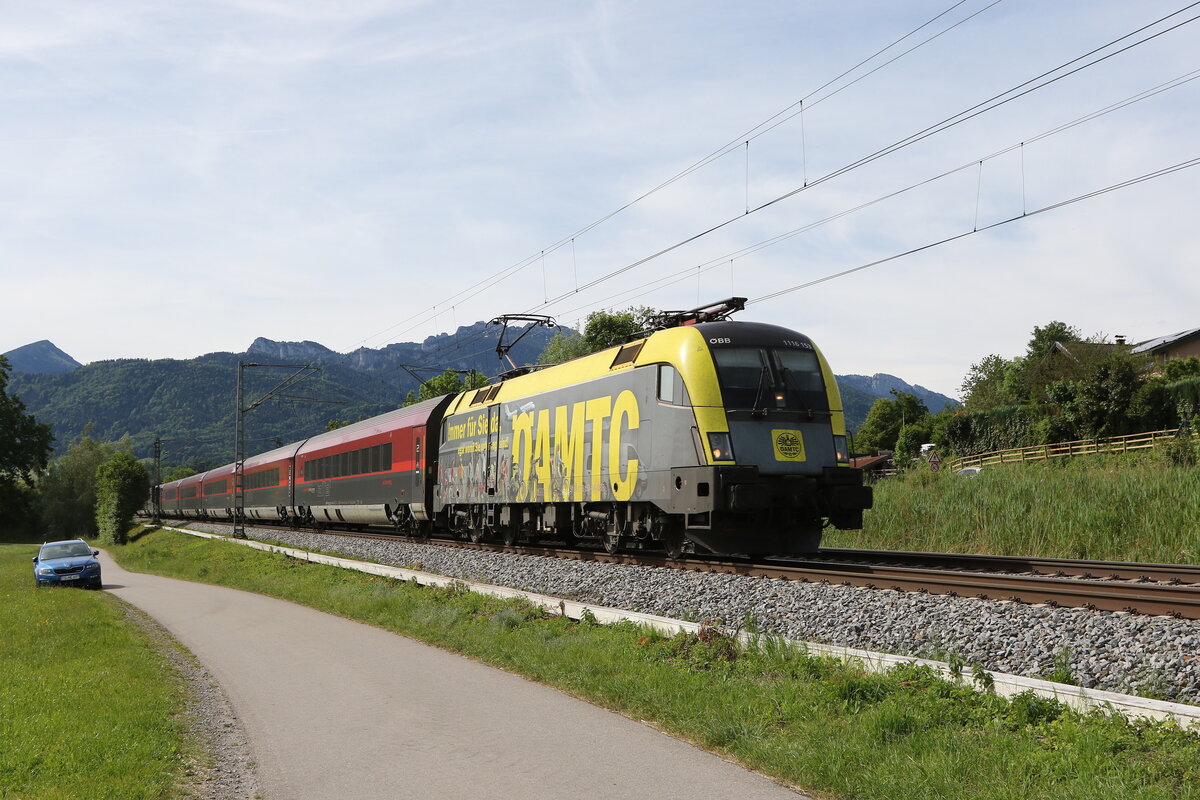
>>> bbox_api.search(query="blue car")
[33,539,103,589]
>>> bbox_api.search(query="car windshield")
[40,543,93,560]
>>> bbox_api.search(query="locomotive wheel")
[600,504,627,553]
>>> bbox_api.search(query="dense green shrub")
[94,451,150,545]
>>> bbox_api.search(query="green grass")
[108,528,1200,800]
[826,453,1200,563]
[0,545,188,800]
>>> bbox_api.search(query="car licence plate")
[61,575,80,580]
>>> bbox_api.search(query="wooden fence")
[945,428,1194,472]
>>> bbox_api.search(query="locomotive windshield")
[712,347,828,412]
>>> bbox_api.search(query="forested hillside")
[9,356,405,468]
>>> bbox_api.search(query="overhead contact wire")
[519,13,1200,317]
[350,0,996,350]
[749,155,1200,304]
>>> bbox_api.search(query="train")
[154,305,872,555]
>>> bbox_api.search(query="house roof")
[1133,327,1200,355]
[851,455,893,471]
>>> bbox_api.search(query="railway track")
[181,520,1200,620]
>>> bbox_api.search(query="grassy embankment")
[107,527,1200,800]
[826,452,1200,563]
[0,545,190,800]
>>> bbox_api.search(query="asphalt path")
[102,554,809,799]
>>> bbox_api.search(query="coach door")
[413,427,424,491]
[485,405,500,498]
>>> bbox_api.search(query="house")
[1132,328,1200,363]
[850,454,895,482]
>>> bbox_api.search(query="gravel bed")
[187,522,1200,705]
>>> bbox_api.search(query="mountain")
[248,320,554,377]
[837,373,959,415]
[8,321,935,467]
[835,382,877,433]
[8,322,561,468]
[3,340,82,375]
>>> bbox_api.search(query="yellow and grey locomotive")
[435,312,871,555]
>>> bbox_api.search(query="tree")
[537,331,592,365]
[854,392,929,453]
[1163,356,1200,382]
[94,451,150,545]
[580,307,653,352]
[895,421,934,467]
[163,466,197,483]
[0,355,54,539]
[960,354,1019,410]
[39,428,118,539]
[1026,321,1081,362]
[402,370,489,407]
[537,307,654,364]
[1074,355,1142,437]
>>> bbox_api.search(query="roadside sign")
[928,451,941,472]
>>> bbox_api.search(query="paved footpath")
[103,555,809,799]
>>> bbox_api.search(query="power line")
[545,66,1200,324]
[347,0,999,352]
[749,155,1200,304]
[515,8,1200,317]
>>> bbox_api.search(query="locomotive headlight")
[708,432,735,462]
[833,434,849,464]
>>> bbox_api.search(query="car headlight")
[708,432,735,462]
[83,563,99,571]
[833,435,849,464]
[37,567,54,575]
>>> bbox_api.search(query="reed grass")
[826,452,1200,563]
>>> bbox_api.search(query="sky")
[2,0,1197,398]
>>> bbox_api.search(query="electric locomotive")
[153,301,871,556]
[435,309,870,555]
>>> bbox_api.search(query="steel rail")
[177,520,1200,619]
[810,548,1200,585]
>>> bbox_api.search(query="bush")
[94,452,150,545]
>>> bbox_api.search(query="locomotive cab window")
[712,347,828,412]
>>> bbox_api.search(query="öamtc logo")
[772,429,806,462]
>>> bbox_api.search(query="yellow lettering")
[584,397,611,500]
[511,411,534,502]
[534,408,552,502]
[554,402,586,501]
[609,390,640,501]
